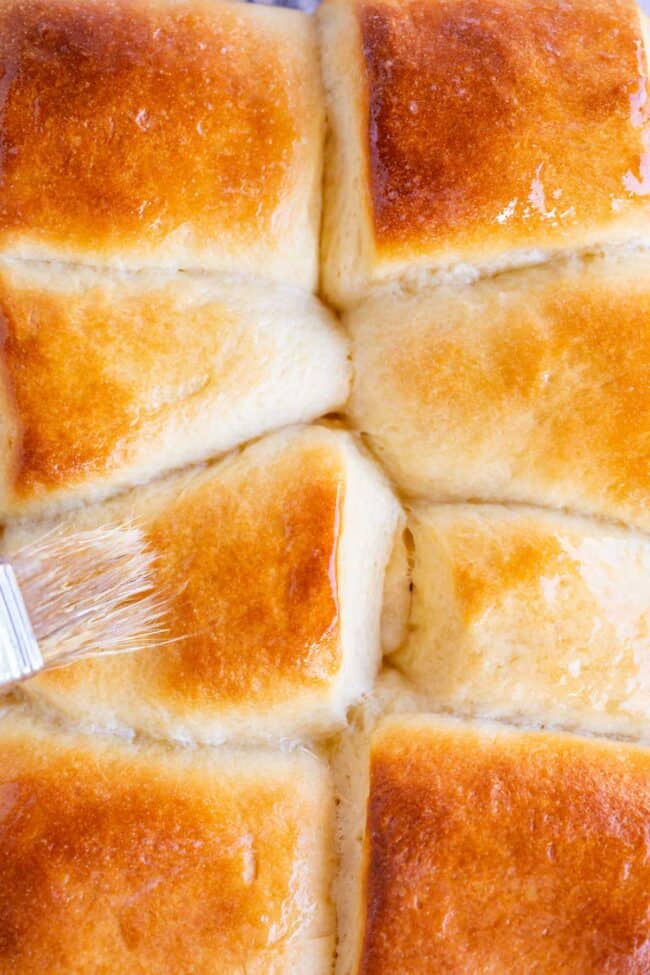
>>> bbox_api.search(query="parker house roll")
[339,714,650,975]
[393,504,650,739]
[0,707,335,975]
[319,0,650,304]
[347,250,650,530]
[3,426,403,744]
[0,0,323,287]
[0,260,349,518]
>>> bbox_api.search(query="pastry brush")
[0,524,167,689]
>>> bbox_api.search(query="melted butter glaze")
[33,436,343,717]
[0,716,330,974]
[361,718,650,975]
[358,0,649,257]
[146,444,342,706]
[403,506,650,734]
[0,0,303,263]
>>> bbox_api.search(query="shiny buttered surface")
[0,0,649,973]
[349,716,650,975]
[320,0,650,303]
[396,505,650,739]
[3,427,401,743]
[0,0,324,285]
[0,709,335,975]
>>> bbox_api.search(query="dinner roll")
[0,260,349,519]
[347,250,650,529]
[341,714,650,975]
[4,426,403,744]
[393,504,650,739]
[0,0,323,286]
[0,706,335,975]
[319,0,650,304]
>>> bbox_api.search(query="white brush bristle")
[10,524,167,669]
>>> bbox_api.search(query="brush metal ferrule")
[0,563,43,685]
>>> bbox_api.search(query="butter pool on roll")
[3,426,403,745]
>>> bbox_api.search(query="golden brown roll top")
[0,0,323,286]
[319,0,650,304]
[344,714,650,975]
[393,504,650,738]
[4,426,403,744]
[0,707,335,975]
[0,260,349,518]
[347,250,650,530]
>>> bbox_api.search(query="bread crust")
[0,0,323,285]
[0,261,349,517]
[394,503,650,738]
[0,708,335,975]
[4,426,402,744]
[347,251,650,530]
[320,0,650,302]
[356,715,650,975]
